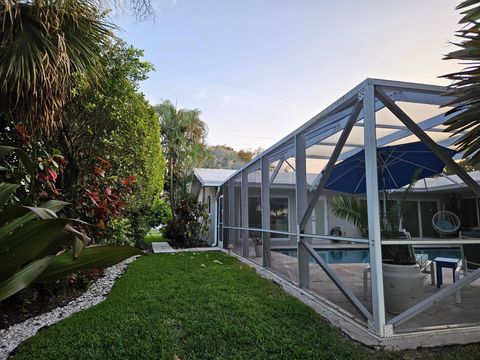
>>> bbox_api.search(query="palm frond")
[329,195,368,234]
[0,0,115,138]
[442,0,480,165]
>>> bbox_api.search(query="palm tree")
[0,0,114,139]
[443,0,480,165]
[155,100,207,213]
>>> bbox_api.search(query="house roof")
[192,168,237,187]
[191,167,480,195]
[409,171,480,193]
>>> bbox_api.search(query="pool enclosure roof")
[219,78,480,340]
[221,78,465,186]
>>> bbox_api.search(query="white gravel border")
[0,256,139,360]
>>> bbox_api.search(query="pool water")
[273,248,462,264]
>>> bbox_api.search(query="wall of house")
[197,186,218,246]
[324,191,455,240]
[217,182,478,249]
[239,187,298,247]
[326,196,361,238]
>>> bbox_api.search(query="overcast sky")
[116,0,462,151]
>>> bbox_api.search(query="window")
[248,196,289,238]
[271,197,289,238]
[460,198,478,228]
[248,197,262,237]
[402,201,420,237]
[420,201,438,237]
[207,195,211,214]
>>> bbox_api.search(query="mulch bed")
[0,269,104,330]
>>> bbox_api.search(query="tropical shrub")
[163,195,210,248]
[55,40,165,244]
[35,149,67,200]
[102,217,134,247]
[149,199,172,227]
[76,157,135,240]
[0,181,143,302]
[330,187,417,265]
[0,146,143,302]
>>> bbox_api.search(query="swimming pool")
[272,247,462,264]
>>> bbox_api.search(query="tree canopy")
[0,0,114,138]
[443,0,480,165]
[155,101,208,210]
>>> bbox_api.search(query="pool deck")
[238,247,480,340]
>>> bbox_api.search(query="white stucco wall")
[198,186,218,246]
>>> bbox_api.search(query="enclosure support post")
[363,84,387,337]
[228,179,235,248]
[261,156,271,267]
[241,170,249,258]
[222,184,229,248]
[295,133,309,288]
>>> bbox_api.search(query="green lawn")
[143,228,168,243]
[12,253,480,359]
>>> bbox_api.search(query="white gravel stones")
[0,256,139,360]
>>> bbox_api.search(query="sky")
[115,0,463,151]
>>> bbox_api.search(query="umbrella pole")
[383,191,387,221]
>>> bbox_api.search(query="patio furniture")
[362,254,435,300]
[460,229,480,270]
[433,256,464,303]
[432,211,460,236]
[434,257,461,288]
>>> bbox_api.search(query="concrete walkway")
[151,242,220,254]
[151,242,176,253]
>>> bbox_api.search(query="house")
[193,168,480,247]
[190,168,236,246]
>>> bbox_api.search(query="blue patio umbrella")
[324,141,457,194]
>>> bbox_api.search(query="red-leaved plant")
[77,157,135,240]
[35,149,67,199]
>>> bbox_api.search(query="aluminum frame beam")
[241,171,249,257]
[295,133,310,288]
[268,102,379,163]
[393,90,455,106]
[269,157,284,186]
[338,111,458,162]
[364,84,387,337]
[285,159,296,171]
[261,156,271,267]
[221,79,450,185]
[300,100,363,231]
[301,238,372,321]
[388,267,480,327]
[354,123,449,133]
[228,179,235,248]
[375,87,480,198]
[223,225,371,244]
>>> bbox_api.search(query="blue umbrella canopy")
[324,141,457,194]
